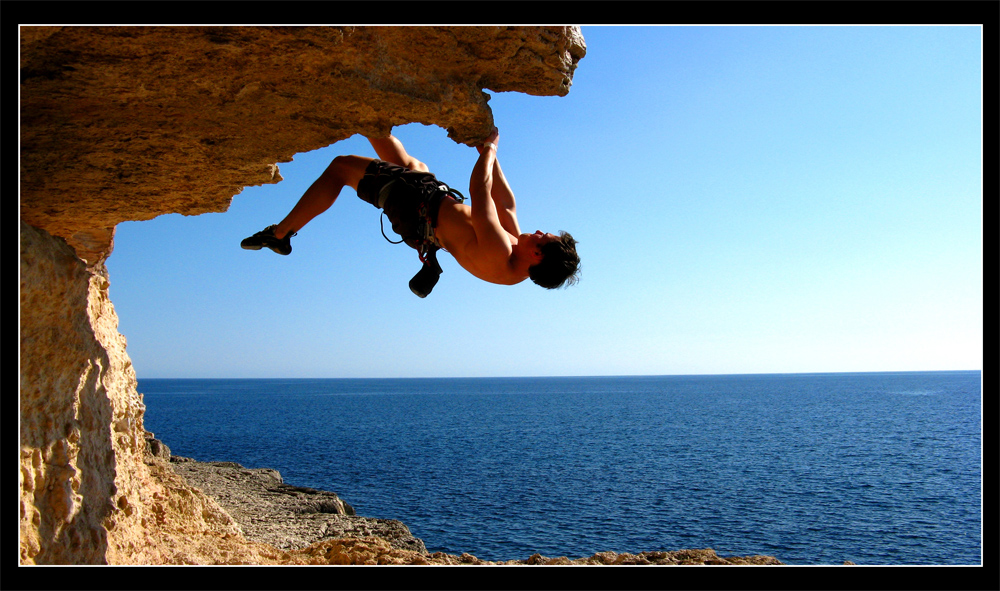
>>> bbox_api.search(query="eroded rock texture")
[19,25,586,566]
[20,25,586,265]
[169,457,428,554]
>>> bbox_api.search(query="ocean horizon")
[138,370,982,565]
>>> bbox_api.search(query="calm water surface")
[138,371,982,565]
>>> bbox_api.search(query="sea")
[137,371,982,565]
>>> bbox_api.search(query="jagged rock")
[20,220,155,564]
[18,26,588,566]
[168,458,427,553]
[145,435,171,460]
[418,547,782,566]
[541,548,781,566]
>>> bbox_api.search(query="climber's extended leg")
[241,154,372,255]
[242,134,427,255]
[272,155,373,240]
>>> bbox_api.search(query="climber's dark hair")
[528,231,580,289]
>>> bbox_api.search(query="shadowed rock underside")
[19,25,780,566]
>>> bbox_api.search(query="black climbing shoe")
[409,248,443,298]
[240,225,295,255]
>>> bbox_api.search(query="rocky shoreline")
[168,456,427,554]
[151,436,783,565]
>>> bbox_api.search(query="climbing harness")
[378,182,464,253]
[377,178,465,297]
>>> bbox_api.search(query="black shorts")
[356,160,450,249]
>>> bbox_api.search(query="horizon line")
[136,369,983,380]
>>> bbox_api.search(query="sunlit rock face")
[18,25,585,565]
[20,25,586,265]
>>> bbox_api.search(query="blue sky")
[106,26,983,379]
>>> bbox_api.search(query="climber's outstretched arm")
[466,134,513,260]
[476,128,520,236]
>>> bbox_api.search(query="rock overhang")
[18,25,587,565]
[20,25,586,265]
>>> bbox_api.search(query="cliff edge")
[20,26,781,566]
[19,25,590,565]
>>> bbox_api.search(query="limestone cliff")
[18,26,784,567]
[19,25,587,565]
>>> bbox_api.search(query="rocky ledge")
[167,455,426,554]
[150,437,782,566]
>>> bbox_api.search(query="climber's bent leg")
[368,135,429,173]
[273,155,373,240]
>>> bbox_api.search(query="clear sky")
[106,25,983,379]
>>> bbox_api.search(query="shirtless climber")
[240,128,580,297]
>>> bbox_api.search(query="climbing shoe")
[240,224,295,255]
